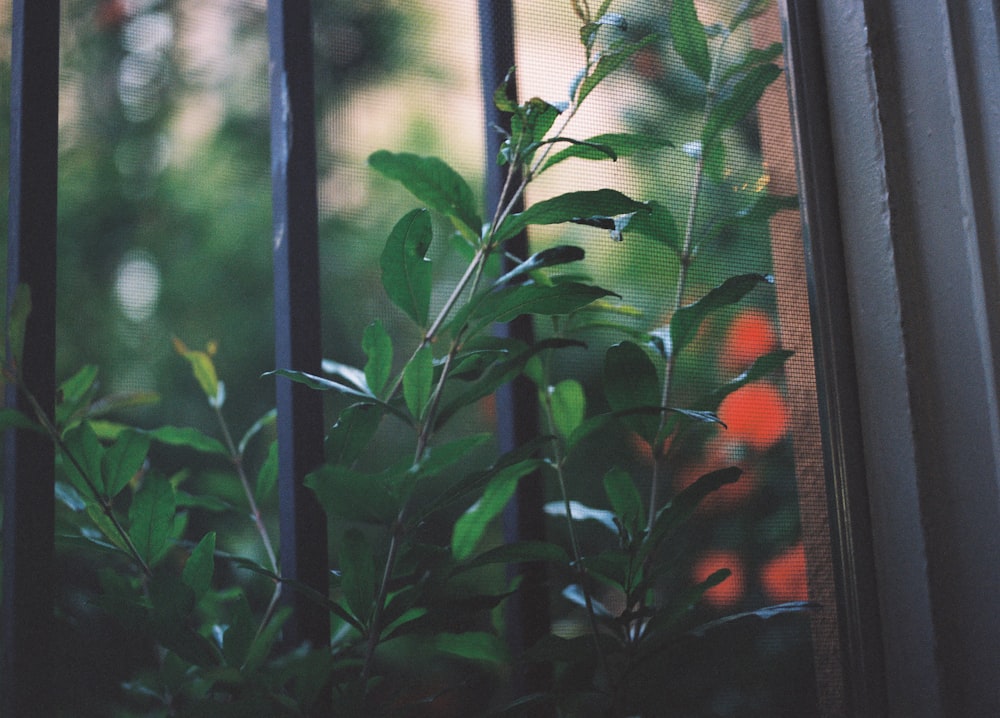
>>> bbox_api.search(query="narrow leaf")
[238,408,276,457]
[172,338,220,403]
[730,0,773,30]
[403,344,434,421]
[339,528,376,625]
[452,464,525,561]
[577,34,658,104]
[380,209,434,327]
[670,0,710,83]
[61,421,106,498]
[182,531,216,600]
[461,540,570,571]
[540,132,672,173]
[8,283,31,369]
[470,282,619,330]
[0,407,43,434]
[143,425,229,458]
[702,63,782,145]
[434,632,509,665]
[368,150,482,238]
[493,245,585,289]
[496,189,649,242]
[670,274,773,356]
[362,320,393,397]
[305,464,400,525]
[256,439,279,501]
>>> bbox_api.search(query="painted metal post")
[267,0,330,658]
[2,1,60,715]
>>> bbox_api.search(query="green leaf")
[256,439,279,502]
[144,425,229,458]
[604,467,643,536]
[380,209,434,328]
[368,151,482,239]
[339,528,376,625]
[56,364,99,425]
[452,462,527,560]
[326,405,381,469]
[128,476,176,566]
[510,97,562,163]
[461,540,570,572]
[496,189,649,242]
[244,607,292,674]
[362,320,393,397]
[641,467,741,564]
[670,274,773,356]
[670,0,710,83]
[625,200,682,253]
[0,407,43,434]
[493,67,517,112]
[470,282,619,331]
[719,42,784,84]
[702,137,728,183]
[264,369,411,424]
[306,463,400,525]
[223,592,256,666]
[540,132,673,173]
[403,344,434,421]
[493,245,585,289]
[548,379,586,439]
[604,341,661,444]
[61,421,106,499]
[707,349,794,408]
[577,34,658,104]
[434,632,509,665]
[172,338,221,404]
[182,531,216,600]
[702,63,782,145]
[238,408,276,456]
[102,429,151,499]
[7,283,31,369]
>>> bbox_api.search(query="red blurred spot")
[717,382,789,451]
[692,549,747,610]
[96,0,129,30]
[760,543,809,602]
[632,48,665,80]
[719,310,777,374]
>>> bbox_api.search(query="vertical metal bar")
[267,0,329,656]
[2,1,60,716]
[478,0,553,709]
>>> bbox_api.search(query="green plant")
[3,1,812,715]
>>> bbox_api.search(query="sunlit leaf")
[670,0,710,83]
[548,379,586,438]
[544,500,618,532]
[452,461,530,560]
[369,150,482,239]
[143,425,229,458]
[172,337,221,404]
[380,208,433,327]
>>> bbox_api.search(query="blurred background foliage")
[1,0,815,714]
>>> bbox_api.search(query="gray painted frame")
[783,0,1000,715]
